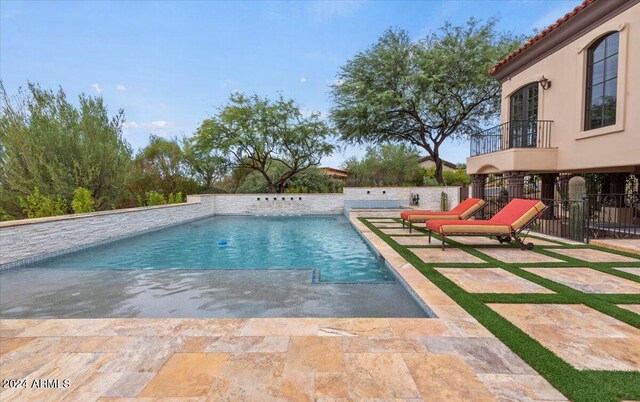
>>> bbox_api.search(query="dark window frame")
[584,32,619,131]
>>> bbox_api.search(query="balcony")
[467,120,557,175]
[470,120,553,157]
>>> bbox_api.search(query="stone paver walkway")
[488,304,640,371]
[0,317,567,401]
[437,268,554,294]
[591,239,640,255]
[523,267,640,293]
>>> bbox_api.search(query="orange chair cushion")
[400,198,484,221]
[426,198,545,235]
[426,219,511,235]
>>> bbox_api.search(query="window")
[585,32,619,130]
[509,83,538,148]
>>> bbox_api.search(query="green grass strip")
[360,217,640,402]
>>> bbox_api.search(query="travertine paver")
[477,373,568,402]
[139,353,229,397]
[392,236,436,246]
[436,268,554,294]
[410,248,486,264]
[547,248,640,263]
[618,304,640,315]
[0,316,569,401]
[523,267,640,294]
[373,223,405,228]
[488,304,640,371]
[477,248,564,264]
[380,228,423,236]
[591,239,640,255]
[449,236,504,246]
[615,267,640,276]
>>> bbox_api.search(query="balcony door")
[509,83,538,148]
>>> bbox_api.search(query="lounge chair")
[425,198,547,250]
[400,198,486,233]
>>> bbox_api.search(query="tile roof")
[488,0,597,75]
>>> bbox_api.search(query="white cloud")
[116,84,126,92]
[123,121,139,129]
[300,77,307,84]
[144,120,170,129]
[91,83,102,94]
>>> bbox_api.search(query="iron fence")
[470,120,553,157]
[479,173,639,243]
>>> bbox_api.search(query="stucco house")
[467,0,639,239]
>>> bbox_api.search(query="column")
[470,174,486,200]
[506,172,525,200]
[540,173,557,218]
[608,173,627,207]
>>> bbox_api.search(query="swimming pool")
[1,215,430,318]
[25,215,391,283]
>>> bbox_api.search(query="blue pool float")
[217,240,228,246]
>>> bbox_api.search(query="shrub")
[0,207,11,221]
[19,187,67,218]
[423,167,471,186]
[71,187,96,213]
[146,191,166,206]
[168,192,183,204]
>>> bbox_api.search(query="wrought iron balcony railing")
[470,120,553,157]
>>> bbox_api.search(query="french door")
[509,83,539,148]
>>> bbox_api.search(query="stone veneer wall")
[0,187,459,268]
[0,195,215,268]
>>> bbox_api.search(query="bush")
[19,187,67,218]
[423,167,471,186]
[0,206,11,221]
[146,191,167,206]
[168,192,183,204]
[71,187,96,213]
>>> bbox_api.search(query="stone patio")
[391,236,437,246]
[615,267,640,276]
[2,213,638,401]
[0,317,568,401]
[523,267,640,293]
[476,248,564,264]
[436,268,554,294]
[548,247,640,263]
[488,303,640,371]
[591,239,640,255]
[410,247,486,264]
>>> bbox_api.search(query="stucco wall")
[0,187,460,268]
[469,4,640,174]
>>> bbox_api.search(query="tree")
[343,143,426,186]
[330,19,520,184]
[0,82,132,218]
[195,93,335,193]
[183,136,229,191]
[129,135,198,199]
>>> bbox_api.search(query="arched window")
[585,32,619,130]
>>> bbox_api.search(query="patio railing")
[470,120,553,157]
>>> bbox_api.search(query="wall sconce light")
[538,75,552,90]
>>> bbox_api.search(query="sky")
[1,0,581,167]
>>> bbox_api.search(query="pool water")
[27,215,392,283]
